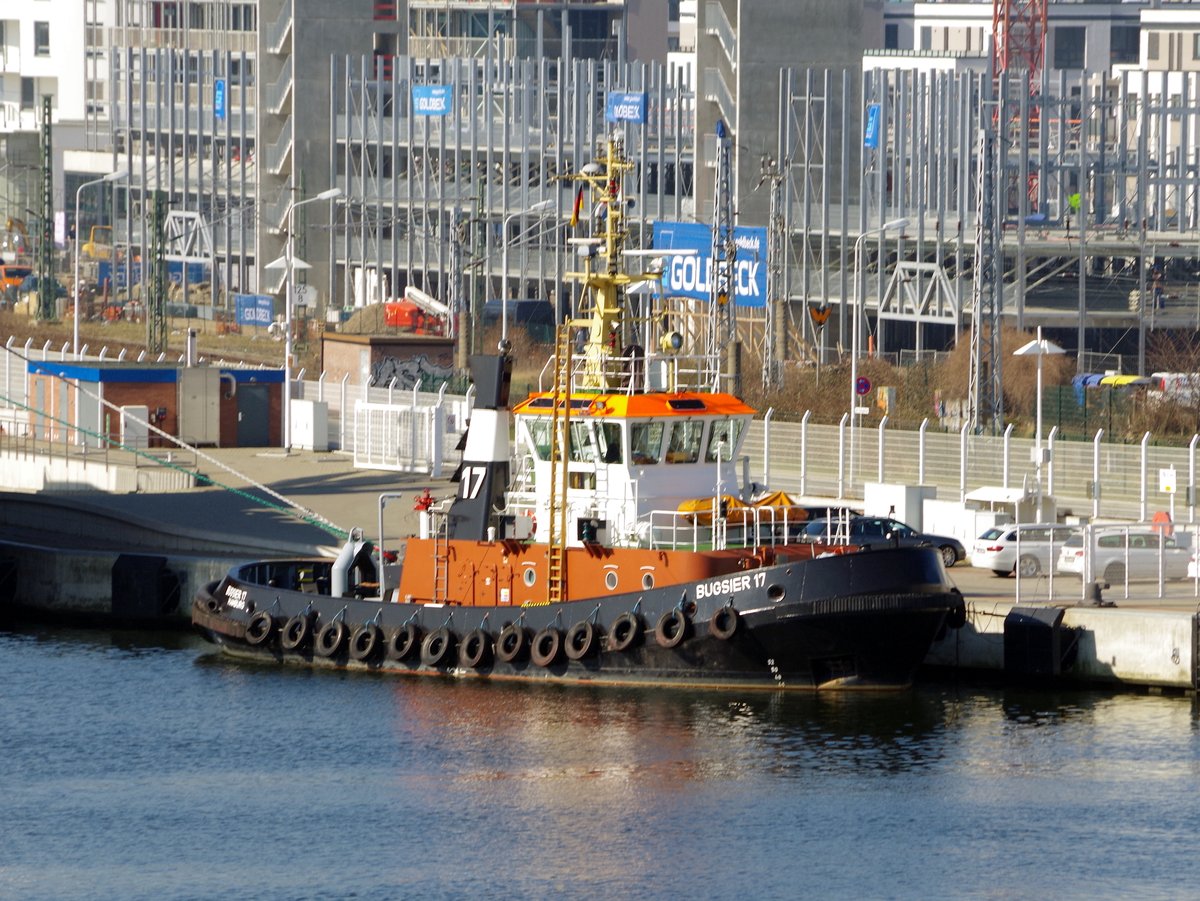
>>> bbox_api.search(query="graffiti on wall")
[370,353,455,390]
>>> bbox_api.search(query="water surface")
[2,625,1198,900]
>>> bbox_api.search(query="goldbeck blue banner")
[651,221,767,308]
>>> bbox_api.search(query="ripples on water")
[2,625,1199,900]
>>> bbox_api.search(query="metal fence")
[7,338,1200,523]
[746,412,1200,525]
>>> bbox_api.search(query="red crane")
[992,0,1048,205]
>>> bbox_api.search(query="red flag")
[570,186,584,228]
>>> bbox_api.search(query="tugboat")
[192,131,965,689]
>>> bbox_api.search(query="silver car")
[971,524,1078,578]
[1057,530,1190,582]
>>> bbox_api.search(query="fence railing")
[7,337,1200,523]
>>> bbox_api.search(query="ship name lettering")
[697,573,753,600]
[224,585,248,609]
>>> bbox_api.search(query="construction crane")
[992,0,1048,205]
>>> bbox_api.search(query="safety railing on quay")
[10,336,1200,522]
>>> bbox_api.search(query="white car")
[1057,530,1189,582]
[971,524,1078,578]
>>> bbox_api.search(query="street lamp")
[499,199,556,349]
[73,169,127,356]
[1013,326,1065,519]
[847,217,908,495]
[266,185,342,451]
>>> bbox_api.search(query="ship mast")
[565,131,661,394]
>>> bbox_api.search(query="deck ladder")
[546,324,572,604]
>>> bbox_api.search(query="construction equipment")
[81,225,114,260]
[1,218,30,263]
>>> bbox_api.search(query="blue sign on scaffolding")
[650,221,768,308]
[235,293,275,328]
[214,79,227,120]
[605,91,647,124]
[412,85,451,117]
[864,103,881,149]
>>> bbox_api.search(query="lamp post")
[268,186,342,451]
[1013,326,1065,520]
[73,170,127,356]
[847,217,908,495]
[499,199,555,349]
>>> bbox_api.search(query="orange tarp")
[678,492,808,527]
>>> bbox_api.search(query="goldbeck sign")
[651,221,768,308]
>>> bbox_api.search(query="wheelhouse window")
[665,420,703,464]
[598,422,623,464]
[704,418,746,462]
[630,422,664,464]
[523,418,552,461]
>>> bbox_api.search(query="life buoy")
[420,627,456,667]
[459,628,493,669]
[530,627,562,667]
[708,606,739,641]
[608,612,642,652]
[387,623,421,661]
[349,623,382,661]
[315,620,348,657]
[280,614,313,651]
[564,621,597,660]
[655,609,689,649]
[496,624,528,663]
[245,611,275,646]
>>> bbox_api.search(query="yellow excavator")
[81,225,114,260]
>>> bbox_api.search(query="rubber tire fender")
[459,628,493,669]
[708,606,739,641]
[280,614,313,652]
[655,609,690,649]
[495,624,528,663]
[349,623,382,661]
[245,611,276,647]
[315,620,348,658]
[420,627,456,667]
[530,627,562,667]
[564,621,598,660]
[607,612,642,652]
[387,623,421,661]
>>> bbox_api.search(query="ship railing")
[643,506,804,553]
[536,350,731,395]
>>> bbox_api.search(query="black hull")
[192,547,964,690]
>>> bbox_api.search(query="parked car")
[1057,529,1190,582]
[800,516,966,568]
[972,524,1078,578]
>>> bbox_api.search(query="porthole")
[767,584,785,603]
[641,573,655,590]
[523,568,536,586]
[605,571,619,590]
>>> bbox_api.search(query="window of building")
[21,77,35,110]
[1194,33,1200,61]
[920,27,932,52]
[1111,26,1139,64]
[34,21,50,56]
[1053,26,1085,70]
[1148,32,1160,62]
[885,24,899,51]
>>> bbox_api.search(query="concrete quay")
[0,446,1197,692]
[0,447,451,625]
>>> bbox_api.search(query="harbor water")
[2,624,1199,900]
